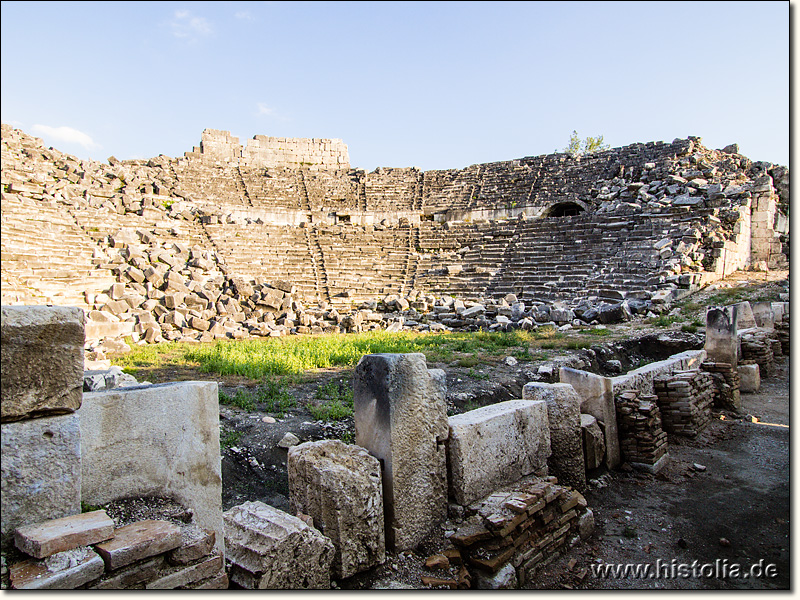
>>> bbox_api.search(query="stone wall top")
[187,129,350,170]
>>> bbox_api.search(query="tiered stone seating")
[239,167,303,210]
[0,193,116,307]
[203,222,318,296]
[365,168,422,212]
[302,169,362,212]
[172,161,247,206]
[315,225,414,301]
[421,166,481,214]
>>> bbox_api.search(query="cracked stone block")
[223,501,334,589]
[288,439,385,578]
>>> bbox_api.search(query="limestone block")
[447,400,550,505]
[79,381,223,556]
[738,364,760,393]
[1,413,82,544]
[146,552,224,589]
[94,520,183,570]
[288,440,385,578]
[223,501,334,589]
[734,301,756,329]
[15,510,114,559]
[10,547,105,589]
[522,383,586,491]
[580,414,606,470]
[354,353,449,550]
[1,305,84,422]
[751,301,774,330]
[167,525,216,565]
[559,368,620,469]
[705,306,739,366]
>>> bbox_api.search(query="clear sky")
[1,1,789,171]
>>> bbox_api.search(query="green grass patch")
[220,429,242,451]
[219,388,256,411]
[309,379,353,421]
[648,314,683,328]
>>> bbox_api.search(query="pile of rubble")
[700,361,742,412]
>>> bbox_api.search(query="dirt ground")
[113,269,791,590]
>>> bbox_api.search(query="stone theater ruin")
[0,124,789,589]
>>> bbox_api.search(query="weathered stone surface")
[15,510,114,559]
[78,381,223,555]
[734,301,756,329]
[88,555,166,589]
[522,383,587,492]
[559,368,620,469]
[738,363,760,393]
[94,520,182,570]
[10,546,105,589]
[580,414,606,470]
[1,305,84,422]
[167,525,216,566]
[751,301,774,330]
[288,440,385,578]
[1,413,81,544]
[354,353,449,550]
[705,305,739,366]
[447,400,550,505]
[146,552,224,589]
[476,562,517,589]
[223,501,334,589]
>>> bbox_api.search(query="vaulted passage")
[543,202,585,218]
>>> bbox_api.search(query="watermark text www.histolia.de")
[591,558,779,580]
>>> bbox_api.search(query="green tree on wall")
[561,130,610,157]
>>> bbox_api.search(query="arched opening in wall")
[543,202,586,218]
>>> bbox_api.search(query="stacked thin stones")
[740,331,775,378]
[775,313,789,355]
[615,391,668,469]
[700,362,741,412]
[449,476,593,586]
[653,370,715,437]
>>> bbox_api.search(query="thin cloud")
[169,10,212,41]
[31,124,100,150]
[257,103,276,117]
[234,11,253,21]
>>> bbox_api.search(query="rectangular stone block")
[354,353,449,551]
[1,413,82,544]
[738,363,761,393]
[146,552,224,589]
[447,400,550,506]
[1,305,84,422]
[95,520,182,570]
[78,381,223,556]
[167,525,216,565]
[288,440,385,578]
[559,368,620,469]
[522,383,586,492]
[10,547,105,589]
[705,305,739,366]
[223,501,334,589]
[15,510,114,559]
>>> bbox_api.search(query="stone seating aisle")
[203,222,318,297]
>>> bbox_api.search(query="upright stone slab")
[580,414,606,470]
[734,301,756,330]
[223,501,334,589]
[751,301,775,330]
[354,353,448,551]
[1,305,84,422]
[522,383,586,492]
[705,306,739,366]
[1,413,82,545]
[288,440,385,578]
[558,368,620,469]
[446,400,550,505]
[78,381,223,556]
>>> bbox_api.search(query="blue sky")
[1,1,789,171]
